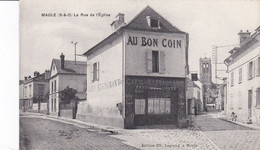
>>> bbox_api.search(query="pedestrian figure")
[231,112,237,121]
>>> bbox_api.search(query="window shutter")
[257,58,260,76]
[252,60,255,78]
[247,63,250,80]
[91,64,94,82]
[258,58,260,76]
[147,50,152,73]
[159,51,166,74]
[97,62,100,81]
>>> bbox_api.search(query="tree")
[59,86,78,104]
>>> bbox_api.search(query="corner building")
[80,6,189,128]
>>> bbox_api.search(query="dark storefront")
[124,76,186,128]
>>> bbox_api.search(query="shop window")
[148,98,171,114]
[256,88,260,107]
[92,62,99,82]
[147,50,165,73]
[135,99,145,114]
[230,72,234,87]
[239,68,242,83]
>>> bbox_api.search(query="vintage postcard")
[19,0,260,149]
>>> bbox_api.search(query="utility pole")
[212,44,239,84]
[71,41,78,65]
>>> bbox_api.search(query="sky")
[20,0,260,82]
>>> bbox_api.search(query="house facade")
[187,78,203,115]
[79,6,189,128]
[22,71,50,110]
[224,27,260,125]
[49,54,87,116]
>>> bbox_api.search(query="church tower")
[200,57,212,85]
[200,57,213,109]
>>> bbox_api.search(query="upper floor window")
[92,62,99,82]
[248,61,254,80]
[146,16,160,29]
[256,88,260,107]
[29,85,32,97]
[24,86,27,98]
[51,81,53,93]
[239,67,242,83]
[230,72,234,87]
[54,80,56,92]
[257,57,260,76]
[152,51,159,72]
[147,50,165,73]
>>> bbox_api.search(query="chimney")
[60,53,65,69]
[110,13,125,30]
[34,71,38,77]
[45,69,50,79]
[24,76,27,80]
[238,30,251,44]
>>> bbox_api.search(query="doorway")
[248,90,252,118]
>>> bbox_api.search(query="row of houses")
[19,6,207,128]
[224,27,260,125]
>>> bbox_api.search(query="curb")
[219,117,260,130]
[20,112,121,134]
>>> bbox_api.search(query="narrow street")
[20,112,260,150]
[193,111,260,150]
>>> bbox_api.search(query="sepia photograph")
[18,0,260,149]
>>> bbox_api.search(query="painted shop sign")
[126,36,182,49]
[88,79,122,91]
[126,78,184,87]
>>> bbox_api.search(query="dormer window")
[146,16,160,29]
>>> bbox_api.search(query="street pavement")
[20,114,137,150]
[193,111,260,150]
[20,112,260,150]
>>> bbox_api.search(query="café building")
[79,6,189,128]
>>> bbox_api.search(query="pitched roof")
[24,73,48,84]
[124,6,184,33]
[83,6,185,56]
[224,29,260,64]
[52,59,87,75]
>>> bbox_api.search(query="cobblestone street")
[19,114,137,150]
[20,112,260,150]
[193,112,260,150]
